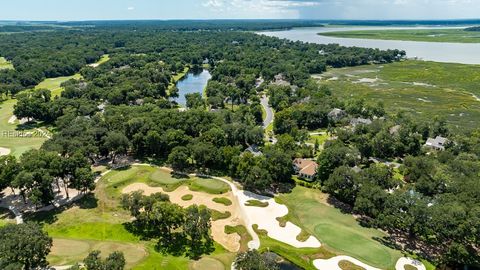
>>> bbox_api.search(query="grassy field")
[103,165,230,198]
[320,28,480,43]
[25,164,236,269]
[0,99,47,157]
[35,73,82,97]
[0,57,14,70]
[321,60,480,132]
[276,186,403,269]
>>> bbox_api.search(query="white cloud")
[127,6,135,10]
[201,0,321,18]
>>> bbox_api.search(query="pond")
[174,69,211,107]
[264,252,303,270]
[259,26,480,65]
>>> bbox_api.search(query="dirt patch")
[122,183,242,252]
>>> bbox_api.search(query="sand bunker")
[313,256,381,270]
[122,183,242,252]
[395,257,426,270]
[0,147,11,156]
[236,190,321,249]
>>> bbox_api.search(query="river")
[174,69,212,107]
[259,26,480,64]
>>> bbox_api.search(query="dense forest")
[0,23,478,269]
[465,26,480,31]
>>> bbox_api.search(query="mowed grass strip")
[276,186,402,269]
[34,73,82,97]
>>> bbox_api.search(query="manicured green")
[181,194,193,201]
[276,186,403,269]
[244,200,269,207]
[210,210,231,221]
[323,60,480,132]
[0,99,47,157]
[213,197,232,206]
[0,57,13,70]
[47,238,147,269]
[320,28,480,43]
[189,178,230,194]
[404,265,418,270]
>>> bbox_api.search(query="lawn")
[25,166,236,269]
[0,207,15,227]
[102,165,230,198]
[276,186,403,269]
[319,28,480,43]
[0,99,47,157]
[253,224,335,270]
[0,57,14,70]
[321,60,480,132]
[35,73,82,97]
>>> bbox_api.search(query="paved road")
[260,95,274,129]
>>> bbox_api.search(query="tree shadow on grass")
[326,196,353,214]
[23,194,98,225]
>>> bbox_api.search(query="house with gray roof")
[425,136,448,151]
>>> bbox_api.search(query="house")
[425,136,448,151]
[244,145,263,157]
[350,118,372,127]
[293,158,318,180]
[328,108,347,122]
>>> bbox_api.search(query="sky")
[0,0,479,21]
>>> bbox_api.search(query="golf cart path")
[260,95,274,129]
[210,176,426,270]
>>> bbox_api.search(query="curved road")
[260,95,274,129]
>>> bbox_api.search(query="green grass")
[25,167,235,269]
[276,186,404,269]
[181,194,193,201]
[404,265,418,270]
[94,54,110,66]
[210,209,231,221]
[339,260,366,270]
[253,224,335,270]
[189,178,230,195]
[35,73,82,97]
[296,229,311,242]
[224,225,252,252]
[168,67,189,93]
[213,197,232,206]
[0,99,47,157]
[320,28,480,43]
[48,238,147,269]
[0,207,15,227]
[0,57,13,70]
[244,200,269,207]
[322,60,480,132]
